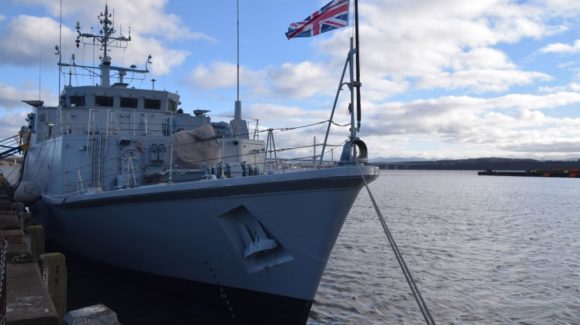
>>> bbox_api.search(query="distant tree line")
[372,158,580,171]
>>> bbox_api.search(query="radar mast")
[58,4,152,87]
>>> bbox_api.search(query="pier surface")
[0,177,60,325]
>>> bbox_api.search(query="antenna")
[236,0,240,102]
[58,0,62,64]
[38,54,42,101]
[60,5,147,89]
[230,0,249,139]
[58,0,62,133]
[72,4,128,86]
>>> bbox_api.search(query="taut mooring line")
[356,163,436,325]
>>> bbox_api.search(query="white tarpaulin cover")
[167,124,221,169]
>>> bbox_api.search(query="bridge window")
[95,96,114,107]
[70,95,85,107]
[168,99,177,112]
[144,99,161,110]
[121,97,138,108]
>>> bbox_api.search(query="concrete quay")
[0,179,63,325]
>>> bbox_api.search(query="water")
[309,170,580,324]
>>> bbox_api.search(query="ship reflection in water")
[52,241,241,325]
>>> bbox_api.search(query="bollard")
[40,252,67,323]
[26,225,45,260]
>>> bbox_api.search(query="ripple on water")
[309,171,580,324]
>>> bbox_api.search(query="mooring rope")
[356,162,436,325]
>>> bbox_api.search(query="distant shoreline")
[371,157,580,171]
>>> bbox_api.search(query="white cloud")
[18,0,215,42]
[417,69,551,92]
[246,103,329,123]
[0,15,74,66]
[0,0,210,75]
[190,63,237,89]
[118,36,189,76]
[188,61,340,100]
[315,0,561,97]
[486,92,580,110]
[268,61,338,99]
[362,76,409,102]
[452,48,514,70]
[542,0,580,15]
[357,91,580,158]
[189,62,267,91]
[540,39,580,54]
[0,83,29,109]
[0,14,187,76]
[539,81,580,93]
[0,82,55,109]
[0,111,28,140]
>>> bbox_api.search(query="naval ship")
[14,4,378,324]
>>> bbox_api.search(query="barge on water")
[478,169,579,178]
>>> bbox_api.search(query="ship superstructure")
[25,5,264,196]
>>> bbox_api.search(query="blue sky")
[1,0,580,160]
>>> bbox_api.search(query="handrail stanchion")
[169,144,174,183]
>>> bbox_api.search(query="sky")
[1,0,580,161]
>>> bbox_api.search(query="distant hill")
[372,157,580,171]
[368,156,428,163]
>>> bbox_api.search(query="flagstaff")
[354,0,361,130]
[285,0,361,137]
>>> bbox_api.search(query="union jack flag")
[286,0,350,40]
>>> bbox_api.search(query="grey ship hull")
[34,165,379,324]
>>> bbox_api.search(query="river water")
[309,170,580,324]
